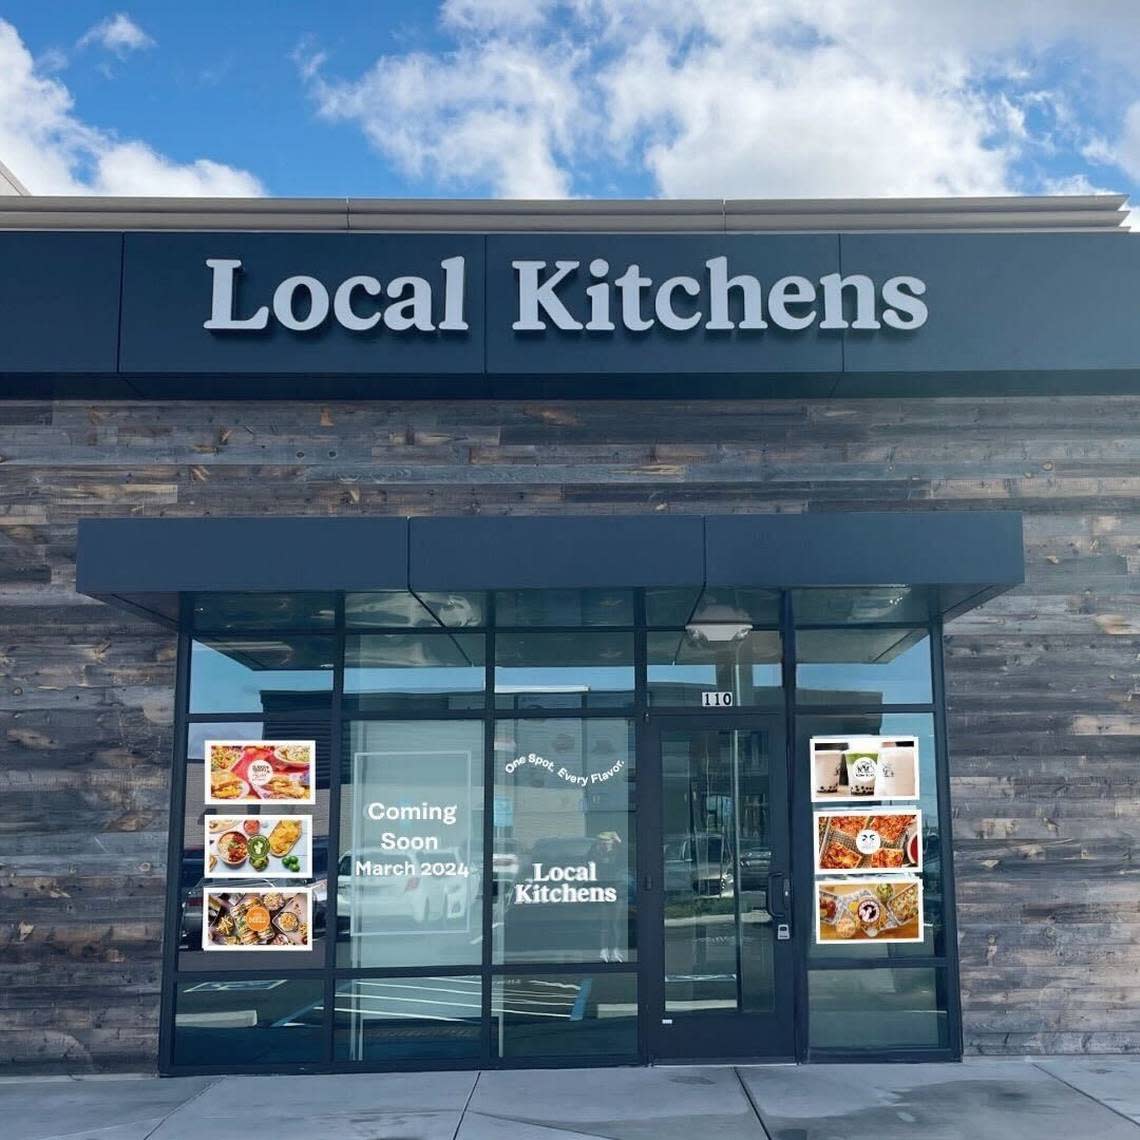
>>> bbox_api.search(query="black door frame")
[638,711,797,1063]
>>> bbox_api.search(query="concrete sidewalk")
[3,1059,1139,1140]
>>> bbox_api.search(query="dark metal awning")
[75,511,1023,628]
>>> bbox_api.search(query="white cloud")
[0,20,262,195]
[1109,102,1140,182]
[309,41,585,197]
[1102,102,1140,228]
[301,0,1140,204]
[91,141,264,196]
[440,0,556,33]
[598,28,1009,199]
[78,12,154,58]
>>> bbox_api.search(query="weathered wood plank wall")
[0,395,1136,1069]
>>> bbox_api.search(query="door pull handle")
[767,872,791,919]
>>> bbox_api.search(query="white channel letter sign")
[511,258,927,332]
[203,256,928,336]
[204,257,469,333]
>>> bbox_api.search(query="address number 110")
[701,691,735,708]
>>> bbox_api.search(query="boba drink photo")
[810,734,920,803]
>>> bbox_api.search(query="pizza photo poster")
[814,809,923,875]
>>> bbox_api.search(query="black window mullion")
[158,596,193,1075]
[782,588,811,1063]
[185,712,335,723]
[482,590,496,1065]
[320,592,346,1065]
[803,955,951,971]
[488,962,641,976]
[930,615,964,1059]
[193,625,341,639]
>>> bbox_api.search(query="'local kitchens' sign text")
[204,255,928,336]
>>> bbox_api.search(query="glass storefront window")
[334,977,482,1062]
[803,713,942,960]
[493,973,638,1059]
[178,726,332,973]
[493,719,636,965]
[495,631,634,710]
[796,629,933,705]
[661,726,780,1015]
[691,587,781,626]
[345,590,486,628]
[647,629,782,707]
[338,721,484,969]
[644,586,781,630]
[809,967,950,1051]
[169,587,958,1071]
[794,587,934,625]
[190,636,335,714]
[494,589,634,627]
[173,978,324,1065]
[345,633,485,713]
[192,592,337,631]
[645,586,702,627]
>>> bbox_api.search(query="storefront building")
[1,194,1137,1074]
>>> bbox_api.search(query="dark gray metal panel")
[76,517,408,594]
[408,515,705,590]
[77,512,1022,608]
[0,232,122,373]
[705,512,1024,589]
[842,233,1140,373]
[485,234,844,375]
[119,232,484,375]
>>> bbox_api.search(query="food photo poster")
[815,878,924,944]
[203,815,311,879]
[203,888,313,951]
[814,809,923,875]
[205,740,315,805]
[809,735,919,803]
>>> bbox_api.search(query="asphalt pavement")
[2,1057,1139,1140]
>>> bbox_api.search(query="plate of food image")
[205,741,315,805]
[203,815,311,878]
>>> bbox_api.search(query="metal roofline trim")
[0,194,1127,233]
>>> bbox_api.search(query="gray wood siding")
[0,395,1136,1069]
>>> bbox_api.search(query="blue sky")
[2,2,1139,217]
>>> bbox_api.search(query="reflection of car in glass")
[528,836,597,869]
[738,842,771,891]
[435,846,482,919]
[492,839,521,899]
[336,847,479,928]
[178,845,328,950]
[664,832,733,896]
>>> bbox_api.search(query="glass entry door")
[642,716,795,1060]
